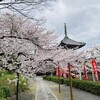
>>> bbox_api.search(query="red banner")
[91,59,98,81]
[84,66,88,80]
[56,67,63,77]
[59,69,62,77]
[56,66,58,76]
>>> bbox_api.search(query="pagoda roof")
[60,36,86,49]
[59,23,86,49]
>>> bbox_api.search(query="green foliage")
[0,86,10,98]
[43,76,100,96]
[0,69,10,77]
[0,68,15,76]
[43,76,64,84]
[72,79,100,95]
[0,97,6,100]
[0,71,29,98]
[43,75,47,79]
[19,76,29,92]
[0,88,4,98]
[64,79,70,85]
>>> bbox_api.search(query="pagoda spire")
[59,23,86,49]
[64,23,68,38]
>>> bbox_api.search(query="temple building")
[59,23,86,49]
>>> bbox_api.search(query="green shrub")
[72,79,100,95]
[43,76,65,84]
[0,86,10,98]
[0,88,4,98]
[64,79,69,85]
[19,77,29,92]
[44,76,100,96]
[43,75,47,79]
[60,77,64,84]
[0,97,6,100]
[50,76,59,83]
[0,73,29,97]
[0,69,12,77]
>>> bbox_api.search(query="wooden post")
[16,63,21,100]
[92,69,95,82]
[79,65,82,80]
[16,72,19,100]
[58,62,61,93]
[68,63,73,100]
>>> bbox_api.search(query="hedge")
[43,75,100,96]
[0,86,10,99]
[0,97,6,100]
[43,75,64,84]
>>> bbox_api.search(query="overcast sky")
[40,0,100,50]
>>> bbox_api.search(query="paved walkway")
[35,77,58,100]
[10,76,100,100]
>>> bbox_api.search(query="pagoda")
[59,23,86,49]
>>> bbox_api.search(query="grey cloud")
[41,0,100,49]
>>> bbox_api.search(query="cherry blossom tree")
[33,46,80,73]
[2,11,100,82]
[0,12,59,99]
[0,13,57,77]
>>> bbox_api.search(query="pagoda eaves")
[59,23,86,49]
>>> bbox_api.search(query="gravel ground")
[45,80,100,100]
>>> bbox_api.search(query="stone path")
[35,77,58,100]
[10,76,100,100]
